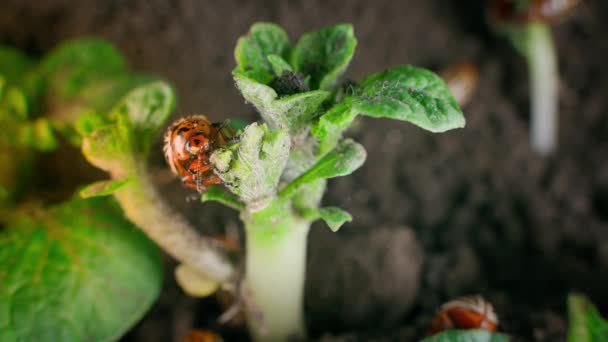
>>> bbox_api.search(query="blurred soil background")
[1,0,607,341]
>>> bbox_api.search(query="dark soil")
[2,0,608,341]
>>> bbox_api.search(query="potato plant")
[179,22,466,340]
[489,0,581,156]
[12,22,607,342]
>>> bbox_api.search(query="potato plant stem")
[112,163,236,283]
[526,23,558,156]
[242,200,309,341]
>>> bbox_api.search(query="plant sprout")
[158,22,466,341]
[0,40,167,341]
[489,0,581,156]
[567,293,608,342]
[0,23,467,341]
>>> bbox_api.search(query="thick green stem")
[242,200,309,341]
[526,23,558,156]
[111,163,236,283]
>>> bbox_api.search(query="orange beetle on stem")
[163,115,234,193]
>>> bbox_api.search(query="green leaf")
[225,118,248,133]
[0,84,28,120]
[420,329,510,342]
[80,178,134,198]
[0,84,35,171]
[0,196,163,342]
[0,45,35,86]
[267,54,293,76]
[0,82,58,151]
[201,185,245,211]
[211,123,291,208]
[311,101,357,156]
[0,185,8,201]
[280,138,366,199]
[0,131,35,206]
[233,72,277,120]
[8,118,58,151]
[352,65,465,133]
[39,39,127,100]
[567,293,608,342]
[302,206,352,232]
[276,90,331,131]
[235,23,291,84]
[32,119,59,150]
[319,207,352,232]
[74,110,110,137]
[48,73,158,126]
[109,81,175,154]
[80,81,175,177]
[233,72,330,133]
[291,24,357,90]
[81,124,131,175]
[36,39,159,126]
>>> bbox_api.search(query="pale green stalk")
[526,23,559,156]
[111,163,236,283]
[242,200,309,341]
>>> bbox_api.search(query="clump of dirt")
[306,227,423,333]
[2,0,607,341]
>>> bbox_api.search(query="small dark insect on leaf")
[270,71,310,96]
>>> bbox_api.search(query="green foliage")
[567,294,608,342]
[0,70,54,204]
[232,23,357,135]
[420,330,510,342]
[192,21,470,341]
[280,138,366,199]
[80,178,134,198]
[211,123,291,208]
[0,196,163,342]
[0,21,468,342]
[267,54,293,76]
[0,38,185,341]
[1,38,160,204]
[352,65,465,132]
[229,23,464,237]
[0,45,34,87]
[233,72,330,133]
[302,206,352,232]
[0,79,58,152]
[311,101,357,155]
[318,207,352,232]
[80,82,175,182]
[201,185,244,211]
[38,39,127,100]
[109,81,175,155]
[234,23,290,84]
[291,24,357,90]
[38,39,157,126]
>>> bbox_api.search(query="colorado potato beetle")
[163,115,233,193]
[489,0,581,25]
[429,295,499,335]
[183,329,223,342]
[440,62,479,107]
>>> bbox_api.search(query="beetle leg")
[201,174,222,187]
[196,155,204,193]
[213,120,237,142]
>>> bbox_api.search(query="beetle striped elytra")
[163,115,234,193]
[429,295,499,335]
[490,0,581,25]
